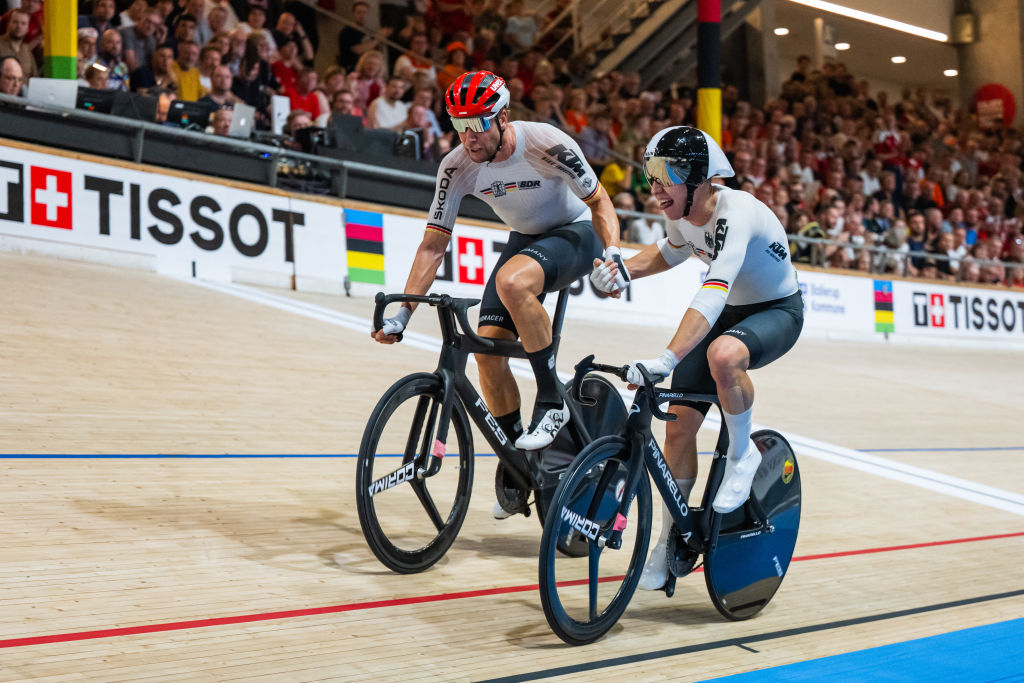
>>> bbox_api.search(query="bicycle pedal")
[663,574,676,598]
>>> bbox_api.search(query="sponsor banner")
[380,213,707,327]
[795,270,877,334]
[893,280,1024,340]
[0,143,346,291]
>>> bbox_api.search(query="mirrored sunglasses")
[451,114,496,133]
[643,155,692,187]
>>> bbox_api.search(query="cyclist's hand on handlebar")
[371,306,411,344]
[590,247,630,298]
[625,349,679,388]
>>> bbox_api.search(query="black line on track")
[477,589,1024,683]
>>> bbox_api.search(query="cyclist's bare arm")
[586,185,621,250]
[371,229,451,344]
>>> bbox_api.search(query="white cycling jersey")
[426,121,601,236]
[657,185,799,326]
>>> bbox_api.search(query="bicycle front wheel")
[538,436,651,645]
[356,373,474,574]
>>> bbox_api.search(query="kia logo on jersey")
[0,160,24,222]
[458,236,485,284]
[30,166,73,230]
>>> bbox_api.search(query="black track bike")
[358,291,627,574]
[538,355,802,645]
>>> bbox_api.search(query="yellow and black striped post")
[696,0,722,145]
[43,0,77,78]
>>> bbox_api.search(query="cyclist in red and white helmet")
[372,70,624,518]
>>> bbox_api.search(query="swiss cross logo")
[457,236,485,284]
[30,166,73,230]
[929,293,945,328]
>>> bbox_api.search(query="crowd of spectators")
[1,0,1023,285]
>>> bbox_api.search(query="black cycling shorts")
[670,290,804,414]
[479,221,602,336]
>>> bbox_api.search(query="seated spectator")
[905,212,928,276]
[96,29,130,91]
[394,33,436,83]
[960,259,982,283]
[84,62,110,89]
[224,27,247,75]
[436,41,468,92]
[320,65,347,104]
[507,77,531,122]
[207,6,231,38]
[578,109,616,168]
[410,86,443,139]
[346,50,387,110]
[238,5,276,54]
[0,9,37,80]
[273,12,313,65]
[400,103,440,160]
[0,55,24,96]
[205,0,240,32]
[198,64,238,109]
[210,106,233,135]
[284,108,313,148]
[504,0,539,52]
[366,75,409,131]
[78,0,119,34]
[598,154,632,198]
[131,43,178,94]
[329,88,364,124]
[170,39,204,101]
[118,0,149,29]
[197,44,221,92]
[626,196,666,245]
[287,67,328,123]
[230,33,279,119]
[119,8,161,73]
[77,28,99,79]
[271,37,301,92]
[563,88,588,134]
[165,13,198,56]
[336,1,391,72]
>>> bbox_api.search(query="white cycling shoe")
[712,442,762,513]
[492,499,515,520]
[638,538,670,590]
[514,402,569,451]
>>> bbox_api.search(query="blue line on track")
[860,446,1024,452]
[699,618,1024,682]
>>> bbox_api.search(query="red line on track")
[3,530,1022,649]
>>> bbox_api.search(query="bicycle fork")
[417,371,455,480]
[601,432,648,550]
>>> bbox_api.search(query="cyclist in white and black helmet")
[372,70,625,519]
[592,125,804,590]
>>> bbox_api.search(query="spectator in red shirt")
[288,67,328,122]
[271,36,301,93]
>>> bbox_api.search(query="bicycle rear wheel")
[356,373,474,574]
[704,429,801,620]
[538,436,651,645]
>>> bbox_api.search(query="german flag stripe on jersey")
[345,209,385,285]
[581,184,600,202]
[426,222,453,236]
[702,278,730,293]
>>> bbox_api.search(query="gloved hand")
[376,306,411,338]
[590,246,631,295]
[626,349,679,386]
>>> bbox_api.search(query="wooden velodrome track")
[1,248,1023,682]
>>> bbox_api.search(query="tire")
[356,373,474,574]
[538,436,652,645]
[704,429,801,620]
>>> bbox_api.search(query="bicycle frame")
[374,290,597,494]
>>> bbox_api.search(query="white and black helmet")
[643,126,734,217]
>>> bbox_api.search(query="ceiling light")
[891,56,907,63]
[835,42,850,50]
[774,27,790,36]
[944,69,958,77]
[786,0,948,42]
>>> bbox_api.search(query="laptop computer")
[26,77,78,111]
[270,94,290,135]
[228,103,255,139]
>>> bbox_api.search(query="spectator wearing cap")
[0,9,37,80]
[77,28,99,78]
[131,43,178,94]
[394,33,435,84]
[271,36,301,93]
[78,0,119,34]
[96,29,130,91]
[366,75,408,131]
[436,41,467,91]
[171,39,205,101]
[0,55,24,96]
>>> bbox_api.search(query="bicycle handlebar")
[372,292,495,349]
[572,354,677,422]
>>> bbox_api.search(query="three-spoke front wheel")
[538,436,652,645]
[356,373,474,573]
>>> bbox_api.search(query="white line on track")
[195,280,1024,518]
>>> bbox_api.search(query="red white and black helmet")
[445,70,510,132]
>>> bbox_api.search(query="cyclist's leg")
[708,292,804,513]
[499,222,602,449]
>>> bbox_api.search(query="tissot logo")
[0,160,24,222]
[912,290,1024,333]
[30,166,73,230]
